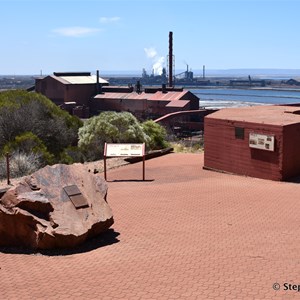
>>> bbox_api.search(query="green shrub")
[2,132,54,165]
[78,111,150,161]
[0,90,83,157]
[59,146,84,164]
[142,120,169,150]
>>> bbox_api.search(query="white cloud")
[144,47,157,59]
[52,27,102,37]
[100,17,121,24]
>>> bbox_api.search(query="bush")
[78,111,149,160]
[0,90,83,158]
[78,111,170,161]
[0,157,5,179]
[59,146,84,164]
[142,120,169,150]
[0,151,42,179]
[2,132,54,165]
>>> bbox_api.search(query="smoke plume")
[144,47,165,75]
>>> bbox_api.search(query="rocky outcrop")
[0,164,113,249]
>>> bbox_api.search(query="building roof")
[94,92,147,100]
[206,105,300,126]
[147,91,188,101]
[50,74,108,85]
[53,72,91,76]
[94,90,190,102]
[166,100,190,107]
[102,86,134,93]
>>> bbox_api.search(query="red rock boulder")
[0,164,113,249]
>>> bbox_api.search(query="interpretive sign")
[105,143,144,157]
[249,133,275,151]
[104,143,146,181]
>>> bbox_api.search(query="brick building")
[204,105,300,181]
[91,89,199,119]
[35,72,201,122]
[35,72,108,106]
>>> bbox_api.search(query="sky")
[1,0,300,75]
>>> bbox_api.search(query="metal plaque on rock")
[63,185,89,209]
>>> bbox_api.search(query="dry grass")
[170,136,204,154]
[0,157,129,189]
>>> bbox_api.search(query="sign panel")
[249,133,275,151]
[104,143,146,181]
[105,143,144,157]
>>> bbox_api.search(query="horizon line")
[1,68,300,77]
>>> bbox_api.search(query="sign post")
[6,152,11,185]
[104,143,146,181]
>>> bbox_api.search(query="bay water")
[190,88,300,109]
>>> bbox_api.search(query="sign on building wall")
[249,133,275,151]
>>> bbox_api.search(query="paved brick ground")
[0,153,299,299]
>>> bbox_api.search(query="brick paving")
[0,153,299,299]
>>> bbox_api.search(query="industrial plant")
[33,32,216,134]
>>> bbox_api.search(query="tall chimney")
[168,31,173,88]
[203,65,205,79]
[96,70,102,94]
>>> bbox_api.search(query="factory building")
[204,105,300,181]
[34,33,202,122]
[35,72,109,106]
[91,89,199,119]
[35,71,200,121]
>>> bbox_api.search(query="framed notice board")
[249,133,275,152]
[104,143,146,180]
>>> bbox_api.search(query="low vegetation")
[0,90,82,155]
[78,111,169,161]
[141,120,169,150]
[0,92,169,179]
[0,90,82,178]
[0,151,42,179]
[170,137,204,153]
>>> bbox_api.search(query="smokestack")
[96,70,102,94]
[168,31,173,88]
[203,65,205,79]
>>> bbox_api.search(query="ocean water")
[191,88,300,109]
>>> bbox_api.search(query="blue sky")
[1,0,300,75]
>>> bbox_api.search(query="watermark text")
[273,282,300,292]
